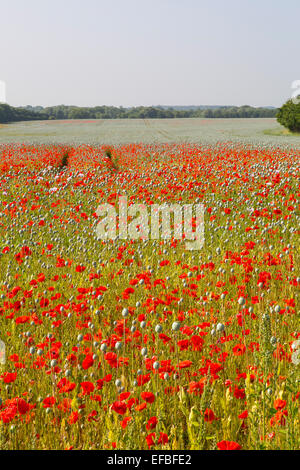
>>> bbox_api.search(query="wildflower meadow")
[0,142,299,450]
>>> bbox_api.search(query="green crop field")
[0,118,299,147]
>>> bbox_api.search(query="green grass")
[263,127,300,137]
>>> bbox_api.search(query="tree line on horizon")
[0,103,278,124]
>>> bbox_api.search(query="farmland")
[0,118,299,147]
[0,138,299,450]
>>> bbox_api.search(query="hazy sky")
[1,0,299,108]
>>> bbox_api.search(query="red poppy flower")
[146,433,156,448]
[80,381,95,395]
[111,401,127,415]
[204,408,218,423]
[43,396,56,408]
[157,432,168,445]
[68,411,79,424]
[146,416,158,430]
[273,399,286,410]
[141,391,155,403]
[217,440,241,450]
[82,354,94,370]
[121,417,132,429]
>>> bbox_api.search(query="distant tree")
[277,99,300,132]
[0,103,278,123]
[203,109,213,118]
[0,103,47,123]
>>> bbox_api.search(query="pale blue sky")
[1,0,299,107]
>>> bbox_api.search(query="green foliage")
[0,103,48,124]
[277,99,300,133]
[58,150,70,170]
[103,147,113,159]
[0,103,278,124]
[259,313,273,370]
[39,104,278,120]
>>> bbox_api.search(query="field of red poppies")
[0,143,299,450]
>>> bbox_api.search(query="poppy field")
[0,142,299,450]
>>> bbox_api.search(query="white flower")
[291,339,300,351]
[291,349,300,366]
